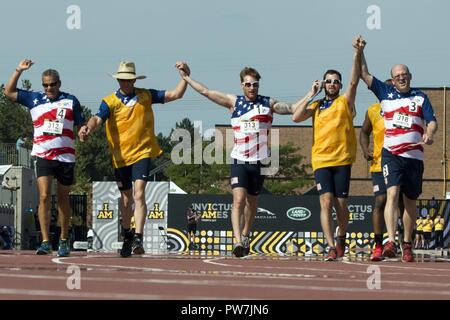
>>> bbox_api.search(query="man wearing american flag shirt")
[179,66,308,257]
[4,59,85,257]
[358,36,438,262]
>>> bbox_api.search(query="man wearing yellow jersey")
[360,102,386,261]
[79,60,190,257]
[414,216,424,250]
[422,214,433,250]
[292,37,363,261]
[434,213,445,250]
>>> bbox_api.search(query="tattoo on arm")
[273,101,293,114]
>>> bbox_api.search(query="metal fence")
[47,194,88,250]
[0,143,32,168]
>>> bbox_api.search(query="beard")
[324,88,339,100]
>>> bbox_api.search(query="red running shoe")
[382,240,397,258]
[402,242,414,262]
[325,247,338,261]
[370,243,384,261]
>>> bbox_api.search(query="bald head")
[390,64,411,93]
[390,64,410,78]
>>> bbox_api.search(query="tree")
[72,106,114,193]
[164,139,228,194]
[0,82,33,143]
[264,142,313,195]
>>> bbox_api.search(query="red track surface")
[1,250,450,300]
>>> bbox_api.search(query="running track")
[0,250,449,300]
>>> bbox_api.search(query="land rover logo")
[287,207,311,221]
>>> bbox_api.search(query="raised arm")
[358,36,373,88]
[344,36,365,117]
[163,61,191,103]
[177,64,236,111]
[271,100,295,115]
[359,111,374,161]
[4,59,34,102]
[291,80,321,122]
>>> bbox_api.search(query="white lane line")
[342,259,450,272]
[2,268,450,297]
[0,288,254,300]
[202,257,450,278]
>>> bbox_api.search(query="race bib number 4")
[241,120,259,134]
[392,112,412,129]
[43,119,63,135]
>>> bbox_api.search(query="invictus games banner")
[167,194,376,255]
[92,181,169,252]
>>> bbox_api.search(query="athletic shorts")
[36,157,75,186]
[230,159,265,196]
[187,223,197,234]
[314,165,351,198]
[371,172,387,197]
[381,148,423,200]
[114,157,152,191]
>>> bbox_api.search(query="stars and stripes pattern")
[17,90,83,163]
[370,77,436,161]
[230,95,273,161]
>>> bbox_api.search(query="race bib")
[241,120,259,134]
[43,119,64,135]
[55,107,67,120]
[392,112,412,129]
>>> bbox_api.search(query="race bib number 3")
[43,119,63,135]
[393,112,412,129]
[241,120,259,134]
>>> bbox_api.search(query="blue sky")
[1,0,449,135]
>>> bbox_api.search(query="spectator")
[1,177,19,191]
[434,214,445,250]
[422,214,433,250]
[186,206,201,251]
[414,216,424,250]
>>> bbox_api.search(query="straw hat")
[110,61,146,80]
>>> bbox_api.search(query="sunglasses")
[324,79,341,85]
[243,82,259,88]
[42,82,58,88]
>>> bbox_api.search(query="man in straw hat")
[79,60,190,257]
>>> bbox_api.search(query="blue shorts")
[314,165,351,198]
[381,148,423,200]
[114,157,152,191]
[230,159,265,196]
[371,172,387,197]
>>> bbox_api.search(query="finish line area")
[1,250,450,300]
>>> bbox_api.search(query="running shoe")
[325,247,338,261]
[402,242,414,262]
[57,239,70,257]
[241,235,250,256]
[120,231,134,258]
[370,243,384,261]
[132,236,145,255]
[232,242,245,258]
[382,240,397,258]
[36,240,52,255]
